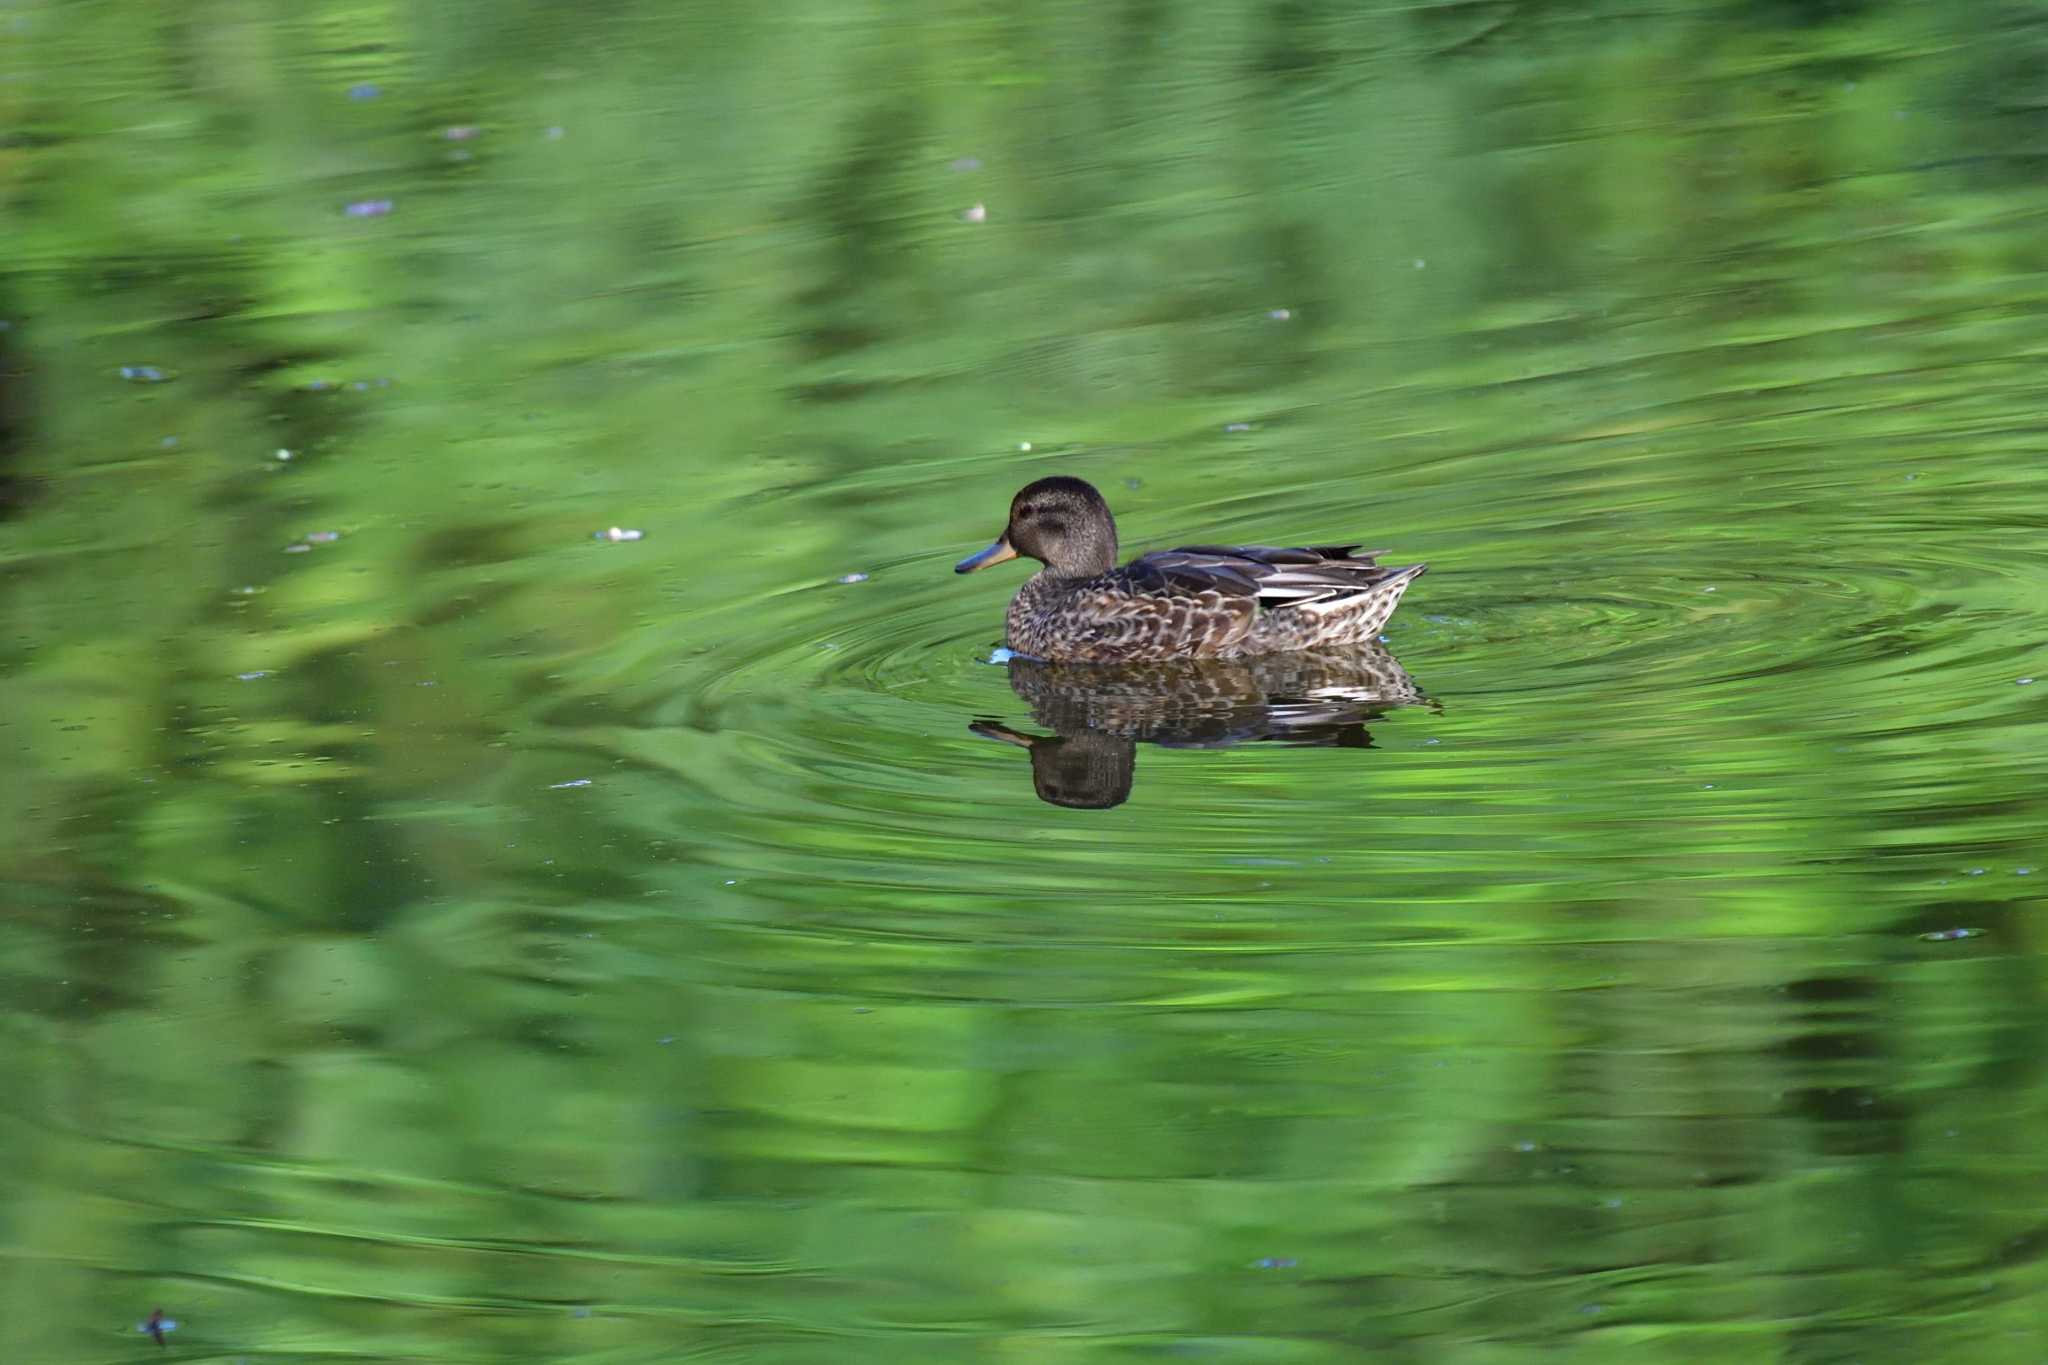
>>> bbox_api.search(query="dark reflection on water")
[973,646,1426,807]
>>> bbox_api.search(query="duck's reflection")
[971,645,1427,808]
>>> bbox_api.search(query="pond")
[2,1,2045,1360]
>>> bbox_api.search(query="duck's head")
[955,476,1118,578]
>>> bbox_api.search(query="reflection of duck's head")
[956,476,1119,579]
[971,721,1135,810]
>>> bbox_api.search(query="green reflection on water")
[3,0,2047,1360]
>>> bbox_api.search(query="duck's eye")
[1016,503,1038,519]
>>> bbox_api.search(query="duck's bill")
[955,537,1018,573]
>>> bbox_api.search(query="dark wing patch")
[1125,551,1263,598]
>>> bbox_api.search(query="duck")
[955,475,1426,663]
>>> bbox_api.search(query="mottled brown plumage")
[954,476,1426,663]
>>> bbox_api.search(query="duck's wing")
[1137,545,1402,615]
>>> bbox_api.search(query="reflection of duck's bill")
[955,537,1018,574]
[968,719,1037,749]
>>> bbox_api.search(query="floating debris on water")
[1267,307,1293,320]
[961,202,987,223]
[304,530,341,544]
[445,125,480,141]
[236,671,270,681]
[139,1308,178,1345]
[275,448,294,461]
[836,572,869,585]
[548,778,593,789]
[344,198,394,218]
[347,83,381,100]
[1224,422,1253,433]
[283,543,312,554]
[118,365,172,383]
[1921,927,1984,942]
[2019,677,2035,686]
[595,526,644,542]
[1251,1257,1298,1270]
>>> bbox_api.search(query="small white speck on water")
[1225,421,1253,433]
[1965,867,1986,876]
[595,526,643,542]
[275,448,294,461]
[236,671,270,681]
[1267,307,1292,320]
[2015,867,2035,876]
[723,879,737,886]
[2018,677,2035,686]
[836,572,869,585]
[1018,441,1033,452]
[1701,585,1717,593]
[962,202,987,223]
[548,778,592,789]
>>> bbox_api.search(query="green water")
[4,1,2047,1360]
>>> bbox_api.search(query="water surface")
[3,2,2046,1360]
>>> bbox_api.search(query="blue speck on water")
[1251,1257,1297,1270]
[119,365,169,383]
[1921,927,1982,942]
[347,83,381,100]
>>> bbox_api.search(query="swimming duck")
[955,476,1426,663]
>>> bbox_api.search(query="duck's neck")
[1045,526,1118,578]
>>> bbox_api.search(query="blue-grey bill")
[955,538,1018,573]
